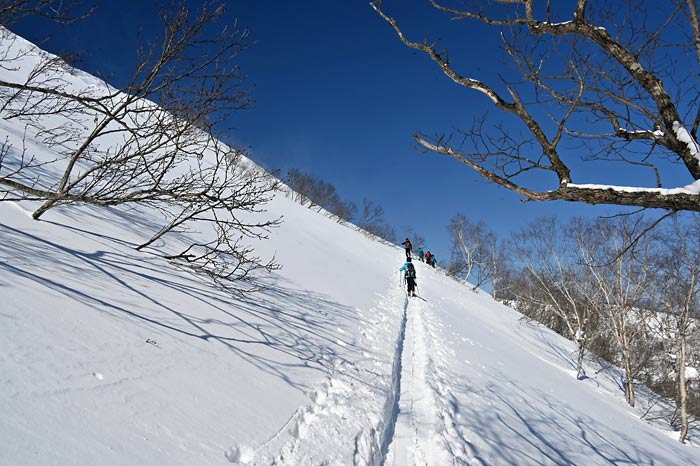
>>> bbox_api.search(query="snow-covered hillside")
[1,29,700,466]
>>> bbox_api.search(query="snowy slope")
[385,268,700,465]
[1,193,404,466]
[1,29,700,466]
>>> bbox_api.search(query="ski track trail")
[226,270,407,466]
[383,289,474,466]
[225,268,481,466]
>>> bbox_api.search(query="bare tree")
[654,215,700,442]
[327,197,357,224]
[285,168,315,205]
[372,0,700,211]
[0,1,280,287]
[447,213,499,290]
[509,217,596,379]
[0,0,93,24]
[283,168,356,223]
[488,245,510,301]
[576,216,659,406]
[357,198,396,242]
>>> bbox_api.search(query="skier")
[429,253,437,268]
[401,238,412,259]
[399,257,417,297]
[425,250,432,265]
[417,247,425,262]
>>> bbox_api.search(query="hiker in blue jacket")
[399,257,417,297]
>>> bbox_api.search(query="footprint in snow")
[290,408,316,439]
[224,444,255,464]
[310,385,328,405]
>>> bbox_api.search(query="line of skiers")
[401,238,436,267]
[399,238,437,298]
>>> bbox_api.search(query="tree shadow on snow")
[0,221,361,393]
[440,369,693,466]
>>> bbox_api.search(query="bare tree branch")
[0,1,278,288]
[373,0,700,211]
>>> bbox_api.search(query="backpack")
[405,262,416,279]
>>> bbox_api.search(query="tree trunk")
[576,338,586,379]
[620,335,636,406]
[678,331,689,443]
[624,357,636,407]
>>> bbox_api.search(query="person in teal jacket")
[417,247,425,262]
[399,257,417,297]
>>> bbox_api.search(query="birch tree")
[509,217,595,378]
[655,215,700,442]
[447,213,499,290]
[576,216,658,407]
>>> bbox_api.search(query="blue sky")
[9,0,672,262]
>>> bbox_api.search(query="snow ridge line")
[373,293,409,466]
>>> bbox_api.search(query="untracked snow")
[1,29,700,466]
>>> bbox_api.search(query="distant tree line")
[446,211,700,443]
[282,168,397,243]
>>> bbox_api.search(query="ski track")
[224,268,482,466]
[383,287,474,466]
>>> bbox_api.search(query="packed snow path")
[225,266,470,466]
[384,294,455,465]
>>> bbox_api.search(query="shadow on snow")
[0,220,362,393]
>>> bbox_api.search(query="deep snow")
[1,28,700,466]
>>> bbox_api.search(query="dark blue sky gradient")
[8,0,677,261]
